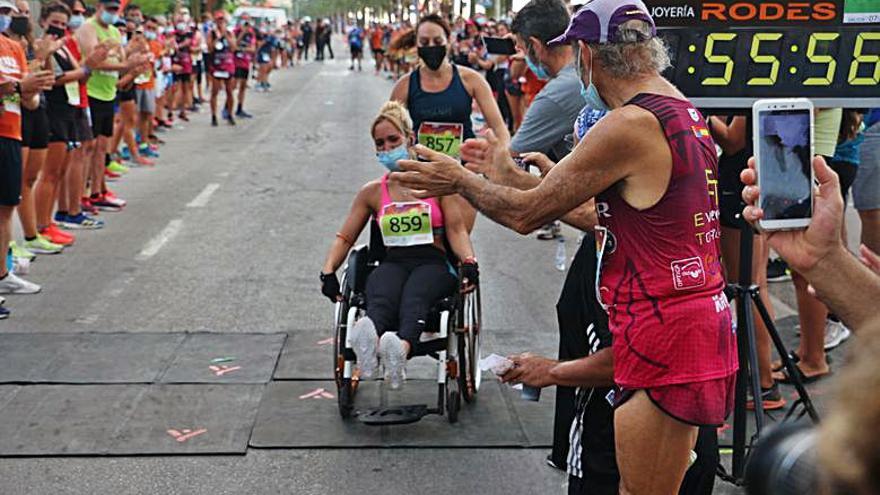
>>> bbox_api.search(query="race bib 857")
[418,122,463,159]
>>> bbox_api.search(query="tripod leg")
[750,288,821,423]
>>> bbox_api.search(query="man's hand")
[521,152,555,176]
[84,43,111,69]
[20,70,55,94]
[392,145,471,198]
[460,129,518,181]
[500,352,558,388]
[741,155,844,275]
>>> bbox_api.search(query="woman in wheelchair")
[320,101,478,389]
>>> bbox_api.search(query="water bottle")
[555,237,566,272]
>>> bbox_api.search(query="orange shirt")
[521,68,547,107]
[369,28,383,49]
[136,40,164,90]
[0,35,28,141]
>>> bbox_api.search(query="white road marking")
[137,219,183,260]
[217,172,230,178]
[187,183,221,208]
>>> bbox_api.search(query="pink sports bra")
[377,173,445,231]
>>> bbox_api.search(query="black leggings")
[365,246,457,349]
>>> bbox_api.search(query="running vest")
[86,17,122,101]
[407,65,475,143]
[595,93,737,389]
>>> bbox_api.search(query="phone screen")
[757,109,812,221]
[483,36,516,55]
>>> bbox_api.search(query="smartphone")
[482,36,516,55]
[752,98,814,231]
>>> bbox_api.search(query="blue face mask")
[144,30,156,40]
[377,144,409,172]
[0,15,10,34]
[68,14,84,30]
[525,51,550,81]
[578,46,608,111]
[100,11,119,26]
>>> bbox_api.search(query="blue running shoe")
[54,212,69,224]
[139,144,160,158]
[222,108,230,120]
[119,147,132,162]
[235,109,253,119]
[59,212,104,230]
[0,305,10,319]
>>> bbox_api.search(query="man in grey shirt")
[510,0,586,163]
[510,0,589,240]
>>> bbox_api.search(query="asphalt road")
[3,51,847,494]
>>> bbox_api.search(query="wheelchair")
[332,220,482,425]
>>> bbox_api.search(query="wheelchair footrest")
[358,404,430,426]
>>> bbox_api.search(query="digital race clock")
[645,0,880,107]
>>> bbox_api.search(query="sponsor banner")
[644,0,846,27]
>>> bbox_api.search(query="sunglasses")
[593,226,611,312]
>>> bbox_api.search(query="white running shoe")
[0,272,41,294]
[379,332,407,390]
[350,317,378,378]
[823,319,852,351]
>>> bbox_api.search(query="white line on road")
[187,183,221,208]
[137,219,183,260]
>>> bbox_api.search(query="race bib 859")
[380,202,433,247]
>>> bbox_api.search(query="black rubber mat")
[0,333,286,384]
[0,384,263,455]
[249,379,554,448]
[160,333,287,383]
[0,333,184,383]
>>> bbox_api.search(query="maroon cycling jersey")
[595,93,737,389]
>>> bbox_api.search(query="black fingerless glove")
[320,272,341,302]
[460,261,479,287]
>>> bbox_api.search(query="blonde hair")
[371,101,413,140]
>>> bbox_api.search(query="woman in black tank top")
[390,14,510,151]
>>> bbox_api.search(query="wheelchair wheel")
[334,272,357,419]
[446,386,460,423]
[459,288,482,403]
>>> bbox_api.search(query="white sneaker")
[0,272,41,294]
[824,319,851,351]
[349,317,378,378]
[379,332,407,390]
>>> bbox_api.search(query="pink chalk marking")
[208,365,242,376]
[316,337,335,345]
[167,428,207,442]
[319,391,335,399]
[299,388,326,400]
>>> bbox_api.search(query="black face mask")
[10,16,29,36]
[46,25,66,38]
[418,45,446,71]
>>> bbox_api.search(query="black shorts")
[88,97,115,138]
[74,107,93,142]
[719,150,749,229]
[0,137,23,206]
[21,107,49,150]
[371,47,384,55]
[830,160,858,203]
[173,72,192,83]
[350,44,363,56]
[234,67,249,79]
[48,114,76,143]
[119,87,137,102]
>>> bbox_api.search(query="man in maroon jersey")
[391,1,737,493]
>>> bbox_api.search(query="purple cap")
[548,0,655,46]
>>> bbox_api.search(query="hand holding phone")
[752,98,814,231]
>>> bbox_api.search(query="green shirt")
[86,17,122,102]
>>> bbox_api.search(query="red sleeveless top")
[595,93,737,389]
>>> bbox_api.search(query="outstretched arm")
[321,186,373,274]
